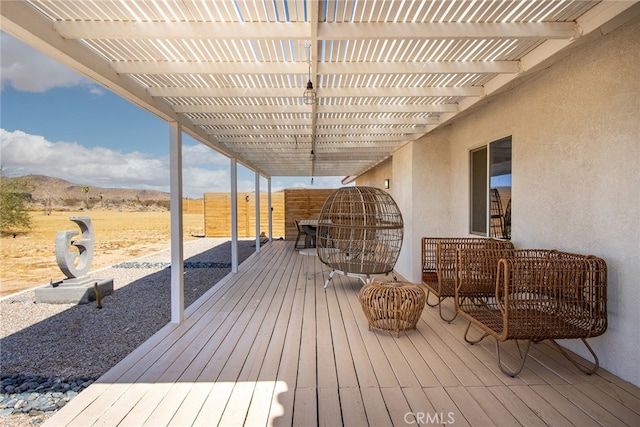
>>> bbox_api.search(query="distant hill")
[10,175,171,211]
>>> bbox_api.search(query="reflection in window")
[470,137,512,239]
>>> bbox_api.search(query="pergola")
[2,0,637,322]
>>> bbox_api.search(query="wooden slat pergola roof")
[2,0,637,179]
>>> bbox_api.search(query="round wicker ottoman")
[359,281,426,337]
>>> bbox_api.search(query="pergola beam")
[149,85,484,98]
[218,134,410,143]
[175,103,457,114]
[114,60,517,75]
[192,116,439,127]
[208,125,430,136]
[55,21,577,40]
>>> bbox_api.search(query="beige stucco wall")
[363,19,640,385]
[356,157,392,191]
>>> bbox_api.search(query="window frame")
[469,136,512,239]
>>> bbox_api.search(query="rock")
[40,403,58,412]
[0,374,98,417]
[14,399,27,409]
[0,408,14,416]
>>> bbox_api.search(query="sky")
[0,31,345,198]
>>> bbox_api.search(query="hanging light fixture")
[303,80,316,105]
[303,42,316,105]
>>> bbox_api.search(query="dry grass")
[0,210,204,297]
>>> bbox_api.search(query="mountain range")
[8,175,172,210]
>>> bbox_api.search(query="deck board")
[422,387,471,427]
[44,240,640,426]
[484,386,547,426]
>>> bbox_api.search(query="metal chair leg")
[425,289,440,307]
[463,321,490,344]
[323,269,336,289]
[550,338,600,375]
[496,339,532,377]
[438,298,458,323]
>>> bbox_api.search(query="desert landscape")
[0,210,204,297]
[0,175,205,297]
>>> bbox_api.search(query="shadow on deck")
[44,241,640,426]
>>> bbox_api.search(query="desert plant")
[0,174,34,234]
[82,186,90,209]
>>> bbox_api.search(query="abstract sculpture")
[35,216,113,304]
[55,216,95,278]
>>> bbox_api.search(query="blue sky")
[0,32,344,198]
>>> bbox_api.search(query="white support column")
[230,158,238,273]
[268,178,273,242]
[169,122,184,324]
[255,172,260,252]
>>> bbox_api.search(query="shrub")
[0,175,34,233]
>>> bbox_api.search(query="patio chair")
[503,198,511,239]
[421,237,514,322]
[317,187,403,288]
[456,248,607,376]
[294,220,307,250]
[490,188,505,238]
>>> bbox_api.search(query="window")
[470,136,512,239]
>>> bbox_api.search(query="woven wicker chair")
[317,187,404,288]
[421,237,514,322]
[455,248,607,377]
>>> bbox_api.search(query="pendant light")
[303,42,316,105]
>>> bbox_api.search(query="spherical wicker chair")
[316,186,404,288]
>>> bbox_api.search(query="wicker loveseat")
[421,237,514,321]
[455,248,607,377]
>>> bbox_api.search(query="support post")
[268,178,273,242]
[255,172,260,252]
[169,122,184,324]
[230,158,238,273]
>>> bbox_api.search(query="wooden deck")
[46,241,640,426]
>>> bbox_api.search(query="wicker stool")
[359,281,426,337]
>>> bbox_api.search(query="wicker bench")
[421,237,514,322]
[455,248,607,376]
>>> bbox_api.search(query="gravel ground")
[0,238,260,427]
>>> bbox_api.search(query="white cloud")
[0,32,95,93]
[0,128,233,197]
[1,129,346,197]
[182,143,230,168]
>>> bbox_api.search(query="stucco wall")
[391,145,414,277]
[356,157,392,191]
[405,129,453,282]
[366,19,640,384]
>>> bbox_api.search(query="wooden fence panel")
[203,192,285,238]
[182,199,204,215]
[202,189,335,240]
[284,189,335,241]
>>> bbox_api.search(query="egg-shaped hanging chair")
[316,186,404,287]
